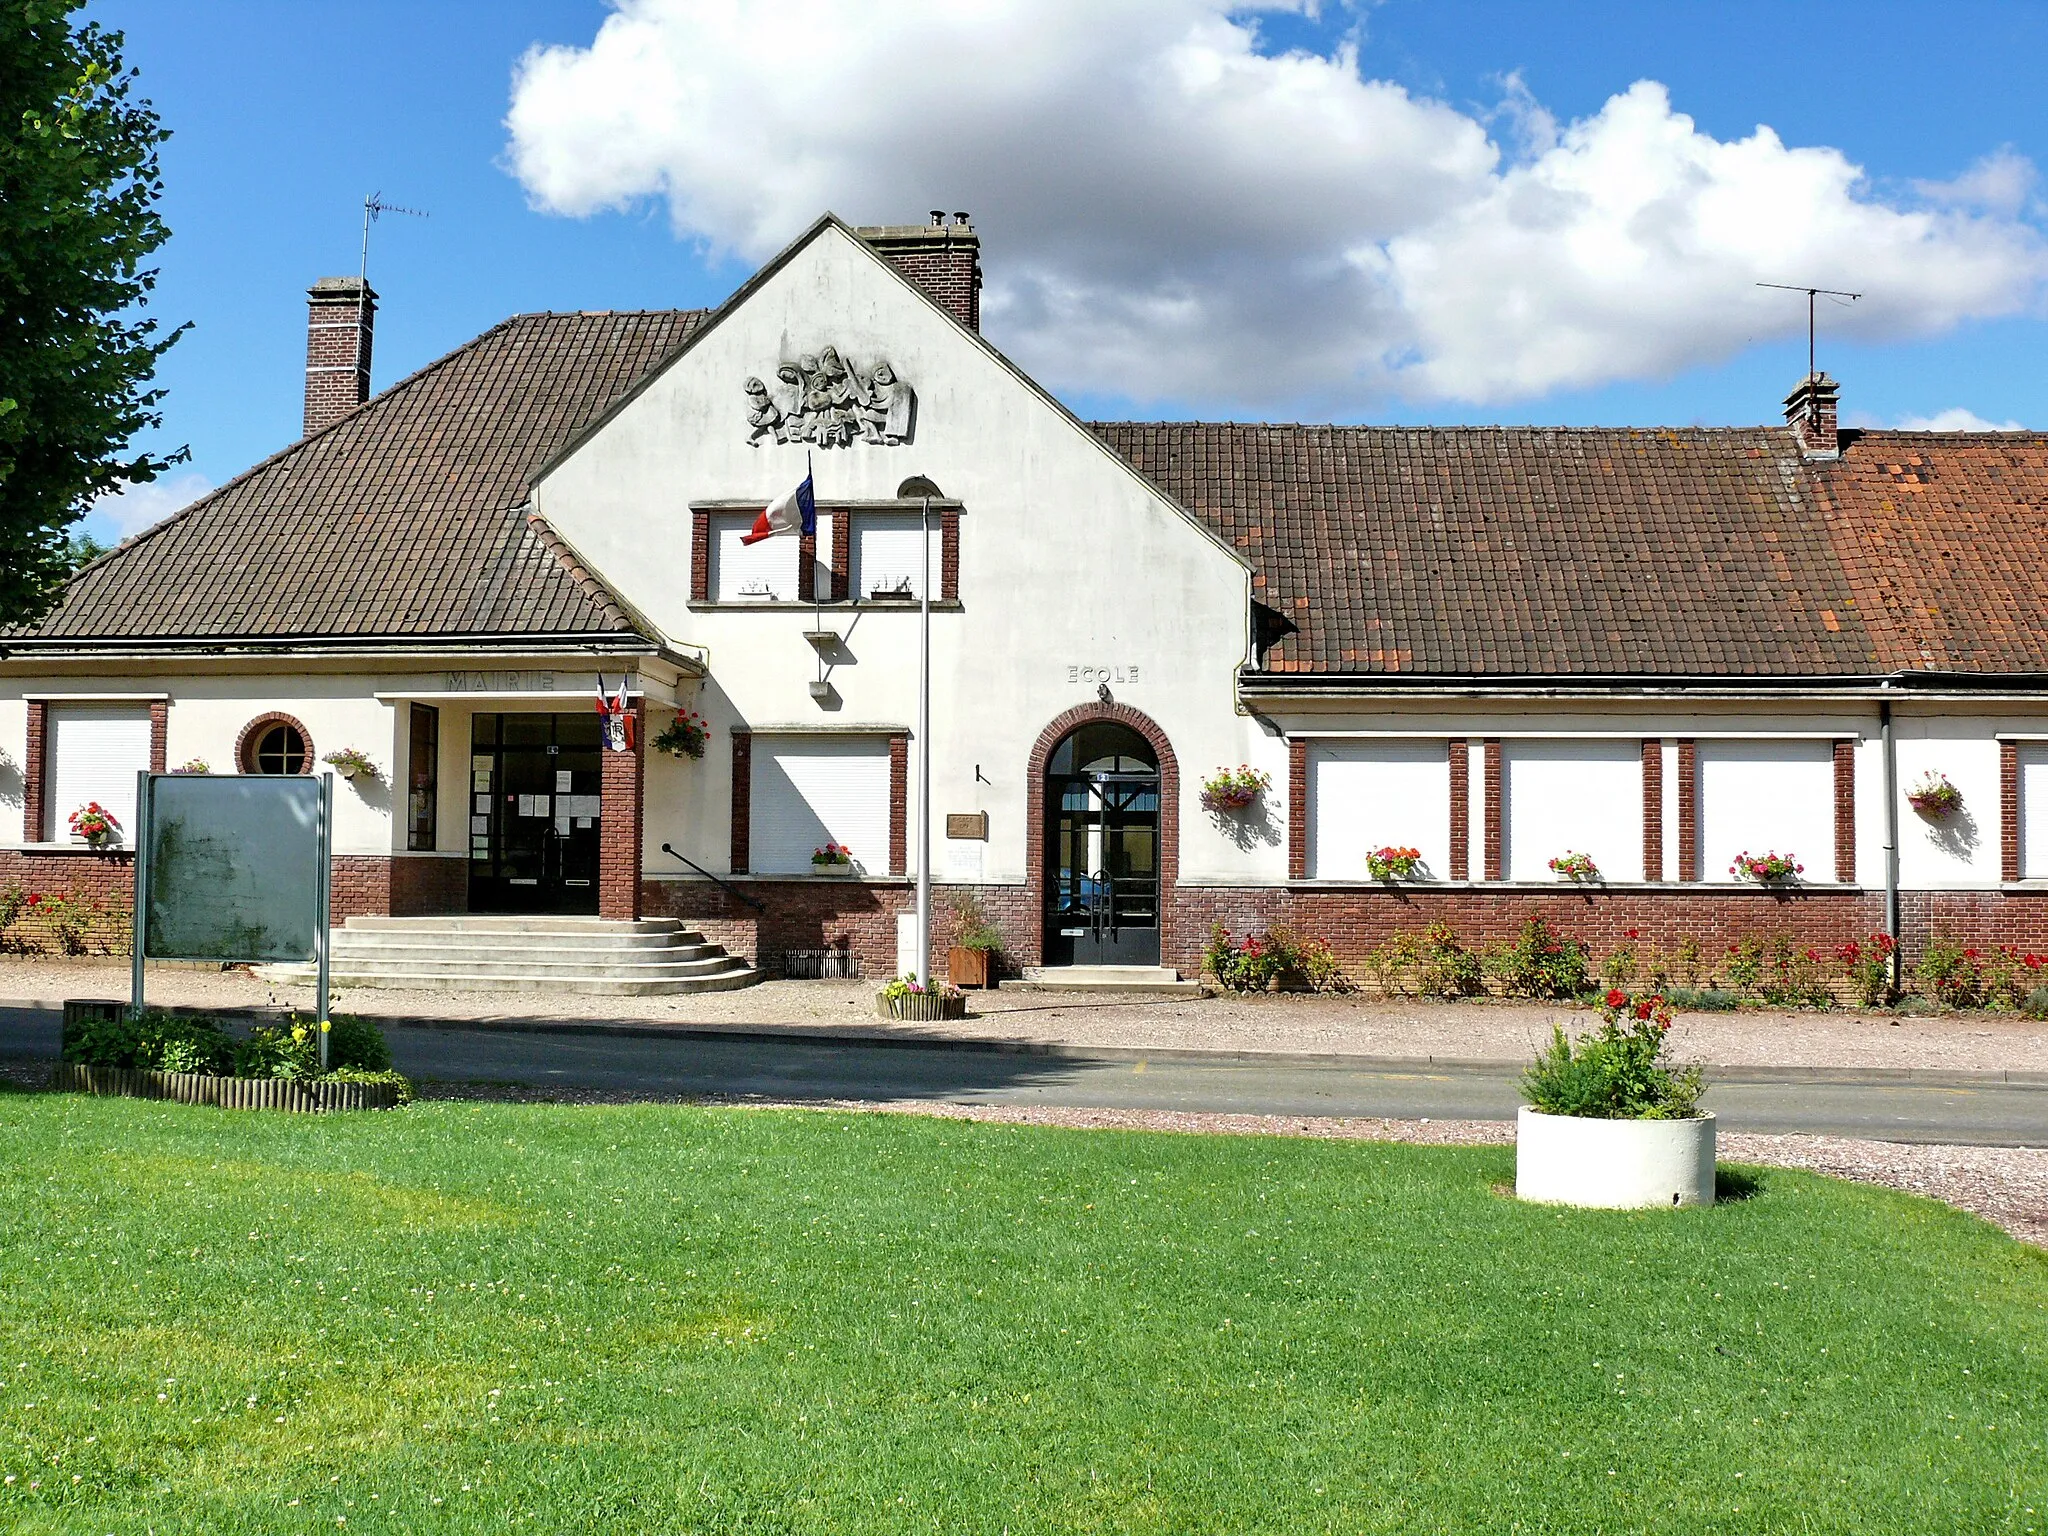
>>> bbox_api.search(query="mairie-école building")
[5,213,2048,984]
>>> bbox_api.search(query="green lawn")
[0,1089,2043,1534]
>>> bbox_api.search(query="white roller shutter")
[2021,745,2048,880]
[850,512,925,599]
[1306,739,1449,880]
[749,736,892,874]
[1503,740,1643,881]
[46,706,151,844]
[710,511,800,601]
[1697,739,1834,882]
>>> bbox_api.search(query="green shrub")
[1485,917,1592,1000]
[1205,926,1351,993]
[1663,986,1739,1013]
[1521,989,1704,1120]
[320,1066,414,1104]
[2025,986,2048,1021]
[1916,935,1986,1009]
[1672,936,1712,990]
[1415,922,1484,999]
[64,1008,233,1073]
[232,1012,391,1079]
[1835,933,1897,1009]
[1363,930,1420,997]
[61,1007,142,1067]
[1756,935,1833,1009]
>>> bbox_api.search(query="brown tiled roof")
[1811,431,2048,675]
[14,309,706,646]
[1091,423,1883,677]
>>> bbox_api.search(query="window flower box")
[1365,846,1424,881]
[810,843,855,876]
[1548,850,1600,883]
[1729,850,1802,883]
[1198,765,1271,813]
[1906,771,1962,820]
[67,802,120,849]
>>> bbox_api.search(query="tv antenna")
[1757,282,1861,382]
[354,192,429,384]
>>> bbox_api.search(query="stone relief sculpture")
[744,349,915,447]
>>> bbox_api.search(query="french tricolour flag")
[741,462,816,545]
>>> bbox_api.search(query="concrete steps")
[254,915,761,997]
[1016,965,1207,996]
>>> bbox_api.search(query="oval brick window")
[236,713,314,774]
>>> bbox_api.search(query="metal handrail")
[659,842,766,912]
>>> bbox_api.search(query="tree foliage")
[0,1,185,626]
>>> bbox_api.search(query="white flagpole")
[917,489,932,988]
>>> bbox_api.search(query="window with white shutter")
[1503,740,1643,881]
[1697,740,1834,882]
[710,511,800,601]
[748,736,892,874]
[2021,745,2048,880]
[46,705,151,844]
[1306,740,1449,880]
[850,512,925,600]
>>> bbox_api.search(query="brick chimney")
[1784,372,1840,459]
[858,212,981,332]
[303,276,377,436]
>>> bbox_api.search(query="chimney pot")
[1784,371,1840,459]
[303,276,377,437]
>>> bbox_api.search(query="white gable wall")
[534,222,1271,885]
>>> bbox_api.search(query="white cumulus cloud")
[1889,408,2027,432]
[89,470,213,542]
[505,0,2048,412]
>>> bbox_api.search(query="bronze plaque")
[945,811,988,840]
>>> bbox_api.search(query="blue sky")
[85,1,2048,541]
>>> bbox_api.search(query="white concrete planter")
[1515,1107,1716,1209]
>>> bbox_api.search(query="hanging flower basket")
[1199,765,1271,813]
[67,802,120,849]
[1730,850,1802,883]
[322,747,377,781]
[654,709,710,761]
[1366,846,1424,881]
[1548,850,1600,883]
[169,758,211,776]
[1907,771,1963,820]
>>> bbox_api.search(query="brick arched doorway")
[1025,703,1179,968]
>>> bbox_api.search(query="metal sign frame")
[129,771,334,1069]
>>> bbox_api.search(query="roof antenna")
[356,192,429,391]
[1757,282,1861,382]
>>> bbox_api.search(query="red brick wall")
[1677,740,1699,882]
[148,702,167,774]
[691,509,712,602]
[387,855,467,916]
[829,508,851,602]
[303,282,374,437]
[0,852,464,928]
[1833,738,1856,883]
[888,733,909,876]
[1641,740,1663,882]
[878,243,980,331]
[22,700,45,843]
[599,702,645,921]
[1287,738,1309,880]
[729,730,752,873]
[940,510,960,601]
[797,527,817,603]
[2003,740,2022,883]
[1448,740,1470,882]
[1481,740,1502,881]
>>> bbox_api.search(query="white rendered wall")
[1306,740,1450,881]
[0,695,24,835]
[2021,745,2048,881]
[533,221,1271,888]
[1502,740,1642,882]
[1696,739,1835,883]
[1890,719,2006,888]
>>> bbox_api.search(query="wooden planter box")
[50,1062,400,1113]
[947,946,995,989]
[875,992,969,1022]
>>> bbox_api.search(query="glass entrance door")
[1044,722,1161,966]
[468,712,603,914]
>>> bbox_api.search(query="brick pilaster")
[23,701,45,843]
[888,733,909,877]
[1287,738,1309,880]
[940,510,960,602]
[729,729,752,874]
[1481,739,1502,882]
[1833,738,1856,884]
[691,509,712,603]
[598,701,644,920]
[1677,740,1699,882]
[1448,739,1469,881]
[1641,739,1663,882]
[830,508,851,603]
[148,701,168,774]
[797,527,817,603]
[2002,740,2022,883]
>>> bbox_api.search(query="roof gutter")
[1238,668,2048,701]
[0,632,706,673]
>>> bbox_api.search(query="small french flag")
[741,460,816,546]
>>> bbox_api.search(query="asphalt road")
[6,1005,2045,1146]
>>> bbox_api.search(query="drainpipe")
[1880,692,1901,995]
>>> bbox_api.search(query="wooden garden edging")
[49,1062,399,1112]
[875,992,970,1022]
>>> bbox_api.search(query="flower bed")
[876,975,968,1020]
[50,1062,401,1112]
[57,1002,410,1110]
[1198,765,1270,813]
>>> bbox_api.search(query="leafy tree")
[0,1,185,626]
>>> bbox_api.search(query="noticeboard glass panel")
[144,775,323,962]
